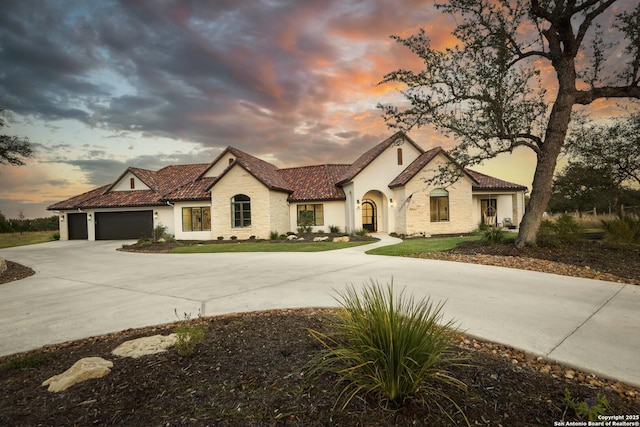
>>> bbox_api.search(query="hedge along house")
[48,132,527,241]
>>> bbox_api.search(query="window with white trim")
[297,204,324,226]
[430,188,449,222]
[182,207,211,231]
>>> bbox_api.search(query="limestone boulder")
[111,334,177,359]
[0,257,6,275]
[313,236,329,242]
[42,357,113,392]
[332,236,350,243]
[286,234,298,240]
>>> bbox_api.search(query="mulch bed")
[1,309,638,426]
[0,260,34,285]
[1,238,639,425]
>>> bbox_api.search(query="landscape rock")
[332,236,350,243]
[313,236,329,242]
[112,334,177,358]
[42,357,113,392]
[0,257,6,275]
[286,235,297,240]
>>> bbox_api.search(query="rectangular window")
[430,197,449,222]
[130,177,135,189]
[182,207,211,231]
[297,204,324,226]
[397,148,403,165]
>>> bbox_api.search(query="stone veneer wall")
[403,155,475,235]
[211,166,285,240]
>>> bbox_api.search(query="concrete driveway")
[1,236,639,387]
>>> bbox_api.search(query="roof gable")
[211,147,293,193]
[337,132,424,184]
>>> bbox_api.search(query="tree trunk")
[515,92,575,248]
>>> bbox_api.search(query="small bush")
[173,310,206,357]
[329,225,341,233]
[537,214,583,246]
[230,235,237,240]
[1,352,50,371]
[563,389,610,422]
[152,224,168,243]
[51,232,60,241]
[351,228,368,236]
[481,226,505,244]
[317,229,325,234]
[308,280,467,418]
[217,236,224,240]
[601,216,640,245]
[269,231,280,240]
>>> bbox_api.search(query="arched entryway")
[362,199,377,232]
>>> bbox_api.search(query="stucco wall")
[288,200,345,234]
[110,172,150,191]
[202,153,237,178]
[348,140,423,232]
[171,203,211,240]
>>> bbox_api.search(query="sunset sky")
[0,0,636,219]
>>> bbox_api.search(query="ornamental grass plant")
[308,280,468,421]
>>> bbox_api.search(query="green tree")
[547,162,619,213]
[379,0,640,247]
[0,106,33,166]
[565,112,640,187]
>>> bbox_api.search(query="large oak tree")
[0,106,33,167]
[379,0,640,247]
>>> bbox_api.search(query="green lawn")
[0,231,59,249]
[365,235,481,256]
[170,240,373,253]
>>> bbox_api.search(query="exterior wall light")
[356,199,360,209]
[88,213,93,221]
[60,214,65,222]
[154,211,159,220]
[390,198,395,207]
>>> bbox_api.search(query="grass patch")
[366,235,481,256]
[0,231,58,249]
[170,241,373,253]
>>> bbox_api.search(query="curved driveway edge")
[1,236,639,388]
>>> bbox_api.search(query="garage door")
[67,213,88,240]
[95,211,153,240]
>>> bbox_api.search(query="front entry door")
[362,200,377,232]
[481,199,498,226]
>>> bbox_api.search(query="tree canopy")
[380,0,640,246]
[0,106,33,166]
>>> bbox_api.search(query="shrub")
[481,226,505,244]
[329,225,341,233]
[600,216,640,245]
[51,231,60,241]
[308,280,467,418]
[351,228,368,236]
[217,236,224,240]
[537,214,583,246]
[173,310,206,357]
[152,224,168,243]
[563,389,610,422]
[269,231,280,240]
[230,235,237,240]
[317,229,325,234]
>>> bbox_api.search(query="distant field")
[0,231,58,249]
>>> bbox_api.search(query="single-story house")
[48,132,527,240]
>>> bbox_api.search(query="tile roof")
[337,131,424,184]
[465,169,528,191]
[279,164,350,201]
[47,135,527,212]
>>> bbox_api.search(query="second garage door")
[95,211,153,240]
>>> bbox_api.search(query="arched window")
[231,194,251,227]
[430,188,449,222]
